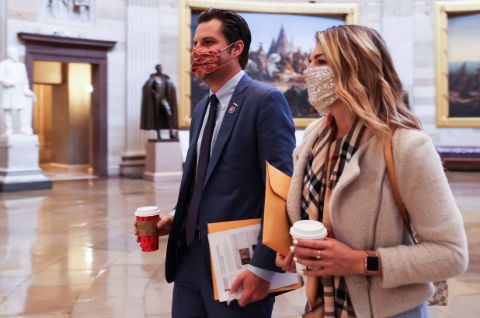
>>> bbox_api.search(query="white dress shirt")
[196,69,245,161]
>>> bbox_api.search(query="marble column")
[120,0,161,178]
[157,0,179,87]
[381,0,414,108]
[0,0,6,60]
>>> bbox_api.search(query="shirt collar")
[210,70,245,110]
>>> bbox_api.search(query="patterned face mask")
[191,43,234,78]
[303,65,339,114]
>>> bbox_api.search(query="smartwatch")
[365,250,379,275]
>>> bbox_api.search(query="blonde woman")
[276,25,468,318]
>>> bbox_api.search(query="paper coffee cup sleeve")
[136,220,158,236]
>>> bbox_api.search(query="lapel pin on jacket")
[228,104,237,114]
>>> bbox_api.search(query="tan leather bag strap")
[384,130,416,242]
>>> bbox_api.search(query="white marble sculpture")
[0,47,36,136]
[44,0,91,21]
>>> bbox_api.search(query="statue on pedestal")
[140,64,178,140]
[0,47,36,136]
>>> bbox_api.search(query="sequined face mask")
[191,43,234,78]
[303,65,339,114]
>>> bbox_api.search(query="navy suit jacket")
[165,74,295,283]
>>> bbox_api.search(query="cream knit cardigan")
[287,118,468,317]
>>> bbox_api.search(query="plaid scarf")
[301,113,367,318]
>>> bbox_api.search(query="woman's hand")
[275,249,296,273]
[293,237,367,277]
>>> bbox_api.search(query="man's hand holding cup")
[133,206,173,252]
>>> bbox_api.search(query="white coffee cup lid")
[134,206,160,217]
[290,220,327,239]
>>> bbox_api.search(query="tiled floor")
[0,172,479,317]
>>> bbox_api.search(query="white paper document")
[208,223,299,302]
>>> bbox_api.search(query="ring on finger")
[315,250,321,260]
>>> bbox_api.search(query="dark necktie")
[185,94,219,246]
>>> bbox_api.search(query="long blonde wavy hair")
[316,25,421,139]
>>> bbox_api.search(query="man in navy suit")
[150,9,295,317]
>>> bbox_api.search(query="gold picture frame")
[178,0,358,128]
[435,1,480,127]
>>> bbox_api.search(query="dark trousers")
[172,238,275,318]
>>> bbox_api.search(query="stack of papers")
[208,218,300,302]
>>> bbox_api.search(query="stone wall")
[5,0,128,175]
[161,0,480,152]
[3,0,479,176]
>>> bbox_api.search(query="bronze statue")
[140,64,178,140]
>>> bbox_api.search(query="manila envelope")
[208,218,300,301]
[262,161,292,256]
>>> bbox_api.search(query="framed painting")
[436,1,480,127]
[178,0,358,128]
